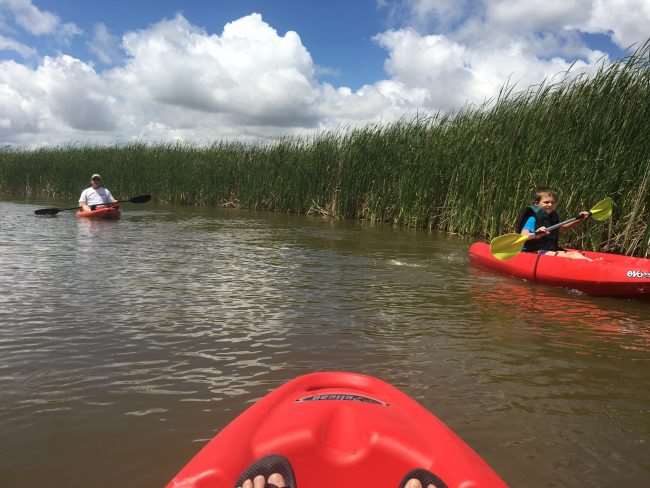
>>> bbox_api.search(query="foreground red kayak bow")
[167,371,507,488]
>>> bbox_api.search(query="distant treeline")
[2,43,650,256]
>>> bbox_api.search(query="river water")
[1,200,648,487]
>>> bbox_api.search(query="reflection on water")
[470,268,650,351]
[0,201,649,488]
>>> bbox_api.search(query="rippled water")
[1,200,649,487]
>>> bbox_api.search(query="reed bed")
[2,43,650,255]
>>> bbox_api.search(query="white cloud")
[0,59,46,139]
[0,54,119,146]
[87,23,121,64]
[0,0,58,35]
[57,21,82,44]
[0,0,81,39]
[117,14,319,127]
[482,0,650,51]
[375,29,473,110]
[0,32,35,57]
[408,0,471,27]
[586,0,650,48]
[399,0,650,49]
[40,55,118,131]
[485,0,593,33]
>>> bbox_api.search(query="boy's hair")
[533,187,558,203]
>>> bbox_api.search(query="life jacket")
[515,205,561,252]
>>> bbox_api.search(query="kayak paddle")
[34,194,151,216]
[489,197,613,261]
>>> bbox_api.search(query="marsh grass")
[2,43,650,255]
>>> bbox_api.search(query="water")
[1,200,648,487]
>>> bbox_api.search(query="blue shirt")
[522,216,536,232]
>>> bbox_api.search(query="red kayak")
[469,242,650,297]
[75,204,120,220]
[166,371,507,488]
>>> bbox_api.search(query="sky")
[0,0,647,147]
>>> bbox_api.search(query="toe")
[268,473,286,487]
[253,474,266,488]
[241,479,253,488]
[405,479,423,488]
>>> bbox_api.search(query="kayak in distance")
[166,371,507,488]
[469,241,650,298]
[75,204,121,220]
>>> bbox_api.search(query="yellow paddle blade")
[489,233,530,261]
[589,197,613,221]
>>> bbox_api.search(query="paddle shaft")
[537,213,587,234]
[35,194,150,215]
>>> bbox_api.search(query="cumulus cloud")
[118,14,319,127]
[42,55,118,131]
[375,29,473,110]
[0,58,52,142]
[0,54,118,144]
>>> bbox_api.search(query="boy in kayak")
[79,173,117,212]
[516,187,591,260]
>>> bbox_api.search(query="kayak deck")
[166,371,506,487]
[469,241,650,297]
[76,204,121,219]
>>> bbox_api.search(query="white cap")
[91,173,102,179]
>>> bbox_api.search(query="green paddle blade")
[489,233,530,261]
[589,197,613,221]
[129,194,151,204]
[34,208,61,215]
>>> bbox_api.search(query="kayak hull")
[469,242,650,297]
[166,371,506,488]
[76,204,120,220]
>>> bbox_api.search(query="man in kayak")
[79,173,117,212]
[516,187,591,260]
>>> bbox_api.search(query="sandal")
[398,468,448,488]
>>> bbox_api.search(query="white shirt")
[79,186,115,206]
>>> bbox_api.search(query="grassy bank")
[2,44,650,256]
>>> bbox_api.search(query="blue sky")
[2,0,394,88]
[0,0,647,146]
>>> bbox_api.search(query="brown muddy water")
[0,200,648,487]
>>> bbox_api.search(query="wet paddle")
[34,194,151,216]
[489,197,613,261]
